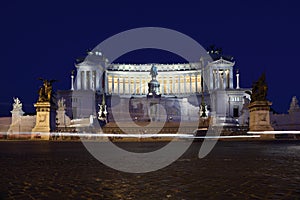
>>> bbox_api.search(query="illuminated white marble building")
[59,50,251,125]
[75,53,235,96]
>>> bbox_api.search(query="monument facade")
[58,49,251,127]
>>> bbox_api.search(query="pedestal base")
[148,80,160,96]
[31,102,55,140]
[248,101,274,136]
[31,129,50,140]
[147,93,161,98]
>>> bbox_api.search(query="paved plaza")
[0,140,300,199]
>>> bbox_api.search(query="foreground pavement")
[0,140,300,199]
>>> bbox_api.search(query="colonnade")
[76,70,100,91]
[107,73,203,95]
[75,68,234,94]
[212,69,233,89]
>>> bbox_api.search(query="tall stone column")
[134,76,136,94]
[189,74,192,93]
[172,76,175,94]
[216,70,220,89]
[139,76,142,95]
[209,68,213,90]
[71,73,74,91]
[178,76,181,94]
[229,69,233,89]
[213,70,216,89]
[123,77,125,94]
[104,72,108,93]
[117,76,120,95]
[166,76,169,94]
[184,75,187,94]
[195,74,198,93]
[161,76,164,95]
[83,71,87,90]
[112,75,114,94]
[96,71,100,91]
[90,71,93,90]
[99,74,103,93]
[223,69,226,89]
[236,70,240,89]
[128,76,131,94]
[76,70,81,90]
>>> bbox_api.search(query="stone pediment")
[208,57,235,67]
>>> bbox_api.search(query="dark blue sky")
[0,0,299,116]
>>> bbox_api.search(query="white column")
[219,70,224,89]
[195,74,198,93]
[123,77,125,94]
[144,78,146,94]
[91,71,96,91]
[83,71,87,90]
[229,69,233,89]
[184,75,187,94]
[134,76,136,94]
[112,75,114,94]
[236,70,240,89]
[90,71,92,90]
[212,70,215,89]
[178,76,181,94]
[71,74,74,91]
[216,70,220,89]
[139,76,142,95]
[166,76,169,94]
[209,68,213,90]
[96,71,100,91]
[189,74,192,93]
[76,71,81,90]
[99,73,103,93]
[104,72,108,93]
[117,76,120,95]
[223,70,227,89]
[161,76,164,95]
[172,76,175,94]
[128,77,131,94]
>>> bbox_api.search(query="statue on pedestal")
[150,65,158,80]
[32,78,57,139]
[248,73,274,135]
[98,94,108,125]
[12,97,23,112]
[10,97,24,125]
[199,93,208,118]
[37,78,57,102]
[147,65,161,97]
[57,98,66,111]
[251,73,267,102]
[288,96,300,113]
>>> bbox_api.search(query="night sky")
[0,0,299,116]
